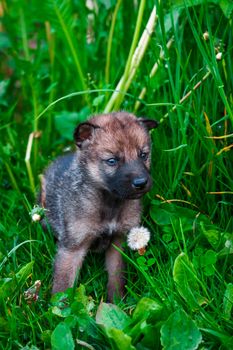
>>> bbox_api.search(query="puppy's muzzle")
[132,176,148,190]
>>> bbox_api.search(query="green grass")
[0,0,233,349]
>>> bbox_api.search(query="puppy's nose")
[132,177,148,189]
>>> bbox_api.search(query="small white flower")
[29,205,46,222]
[216,52,222,60]
[203,31,209,41]
[32,213,41,222]
[127,226,150,250]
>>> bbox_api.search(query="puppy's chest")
[100,213,122,236]
[90,219,118,252]
[98,201,125,233]
[98,198,140,234]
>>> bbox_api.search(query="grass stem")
[159,69,211,123]
[25,132,39,194]
[105,0,122,85]
[104,0,155,112]
[4,162,20,194]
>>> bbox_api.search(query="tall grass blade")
[46,0,86,91]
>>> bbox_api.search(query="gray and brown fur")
[40,112,158,301]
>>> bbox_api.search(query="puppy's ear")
[138,118,159,130]
[74,122,99,148]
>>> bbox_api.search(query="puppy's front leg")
[52,244,88,294]
[105,236,125,302]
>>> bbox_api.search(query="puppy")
[40,112,158,301]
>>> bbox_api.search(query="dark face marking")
[101,159,152,199]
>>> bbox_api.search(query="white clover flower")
[216,52,222,60]
[32,213,41,222]
[127,226,150,251]
[29,205,46,222]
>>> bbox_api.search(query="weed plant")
[0,0,233,349]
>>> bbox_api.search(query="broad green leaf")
[132,297,163,323]
[51,290,70,304]
[138,324,161,349]
[54,107,90,140]
[150,203,210,233]
[203,264,215,276]
[92,94,105,107]
[203,250,217,265]
[161,309,202,350]
[64,315,78,329]
[51,305,71,318]
[72,284,95,315]
[96,302,130,330]
[219,0,233,18]
[125,297,165,342]
[105,328,136,350]
[71,286,96,338]
[193,249,217,276]
[137,256,146,265]
[150,207,173,225]
[223,283,233,320]
[173,253,207,308]
[147,258,156,267]
[51,322,74,350]
[200,222,220,249]
[202,250,217,276]
[54,111,80,140]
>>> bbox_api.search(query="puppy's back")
[41,153,76,238]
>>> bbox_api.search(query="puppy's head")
[74,112,158,199]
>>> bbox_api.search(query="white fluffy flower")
[127,226,150,250]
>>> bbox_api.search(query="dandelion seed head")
[127,226,150,250]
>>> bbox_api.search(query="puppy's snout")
[132,177,148,189]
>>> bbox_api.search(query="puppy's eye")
[139,151,149,161]
[105,158,119,166]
